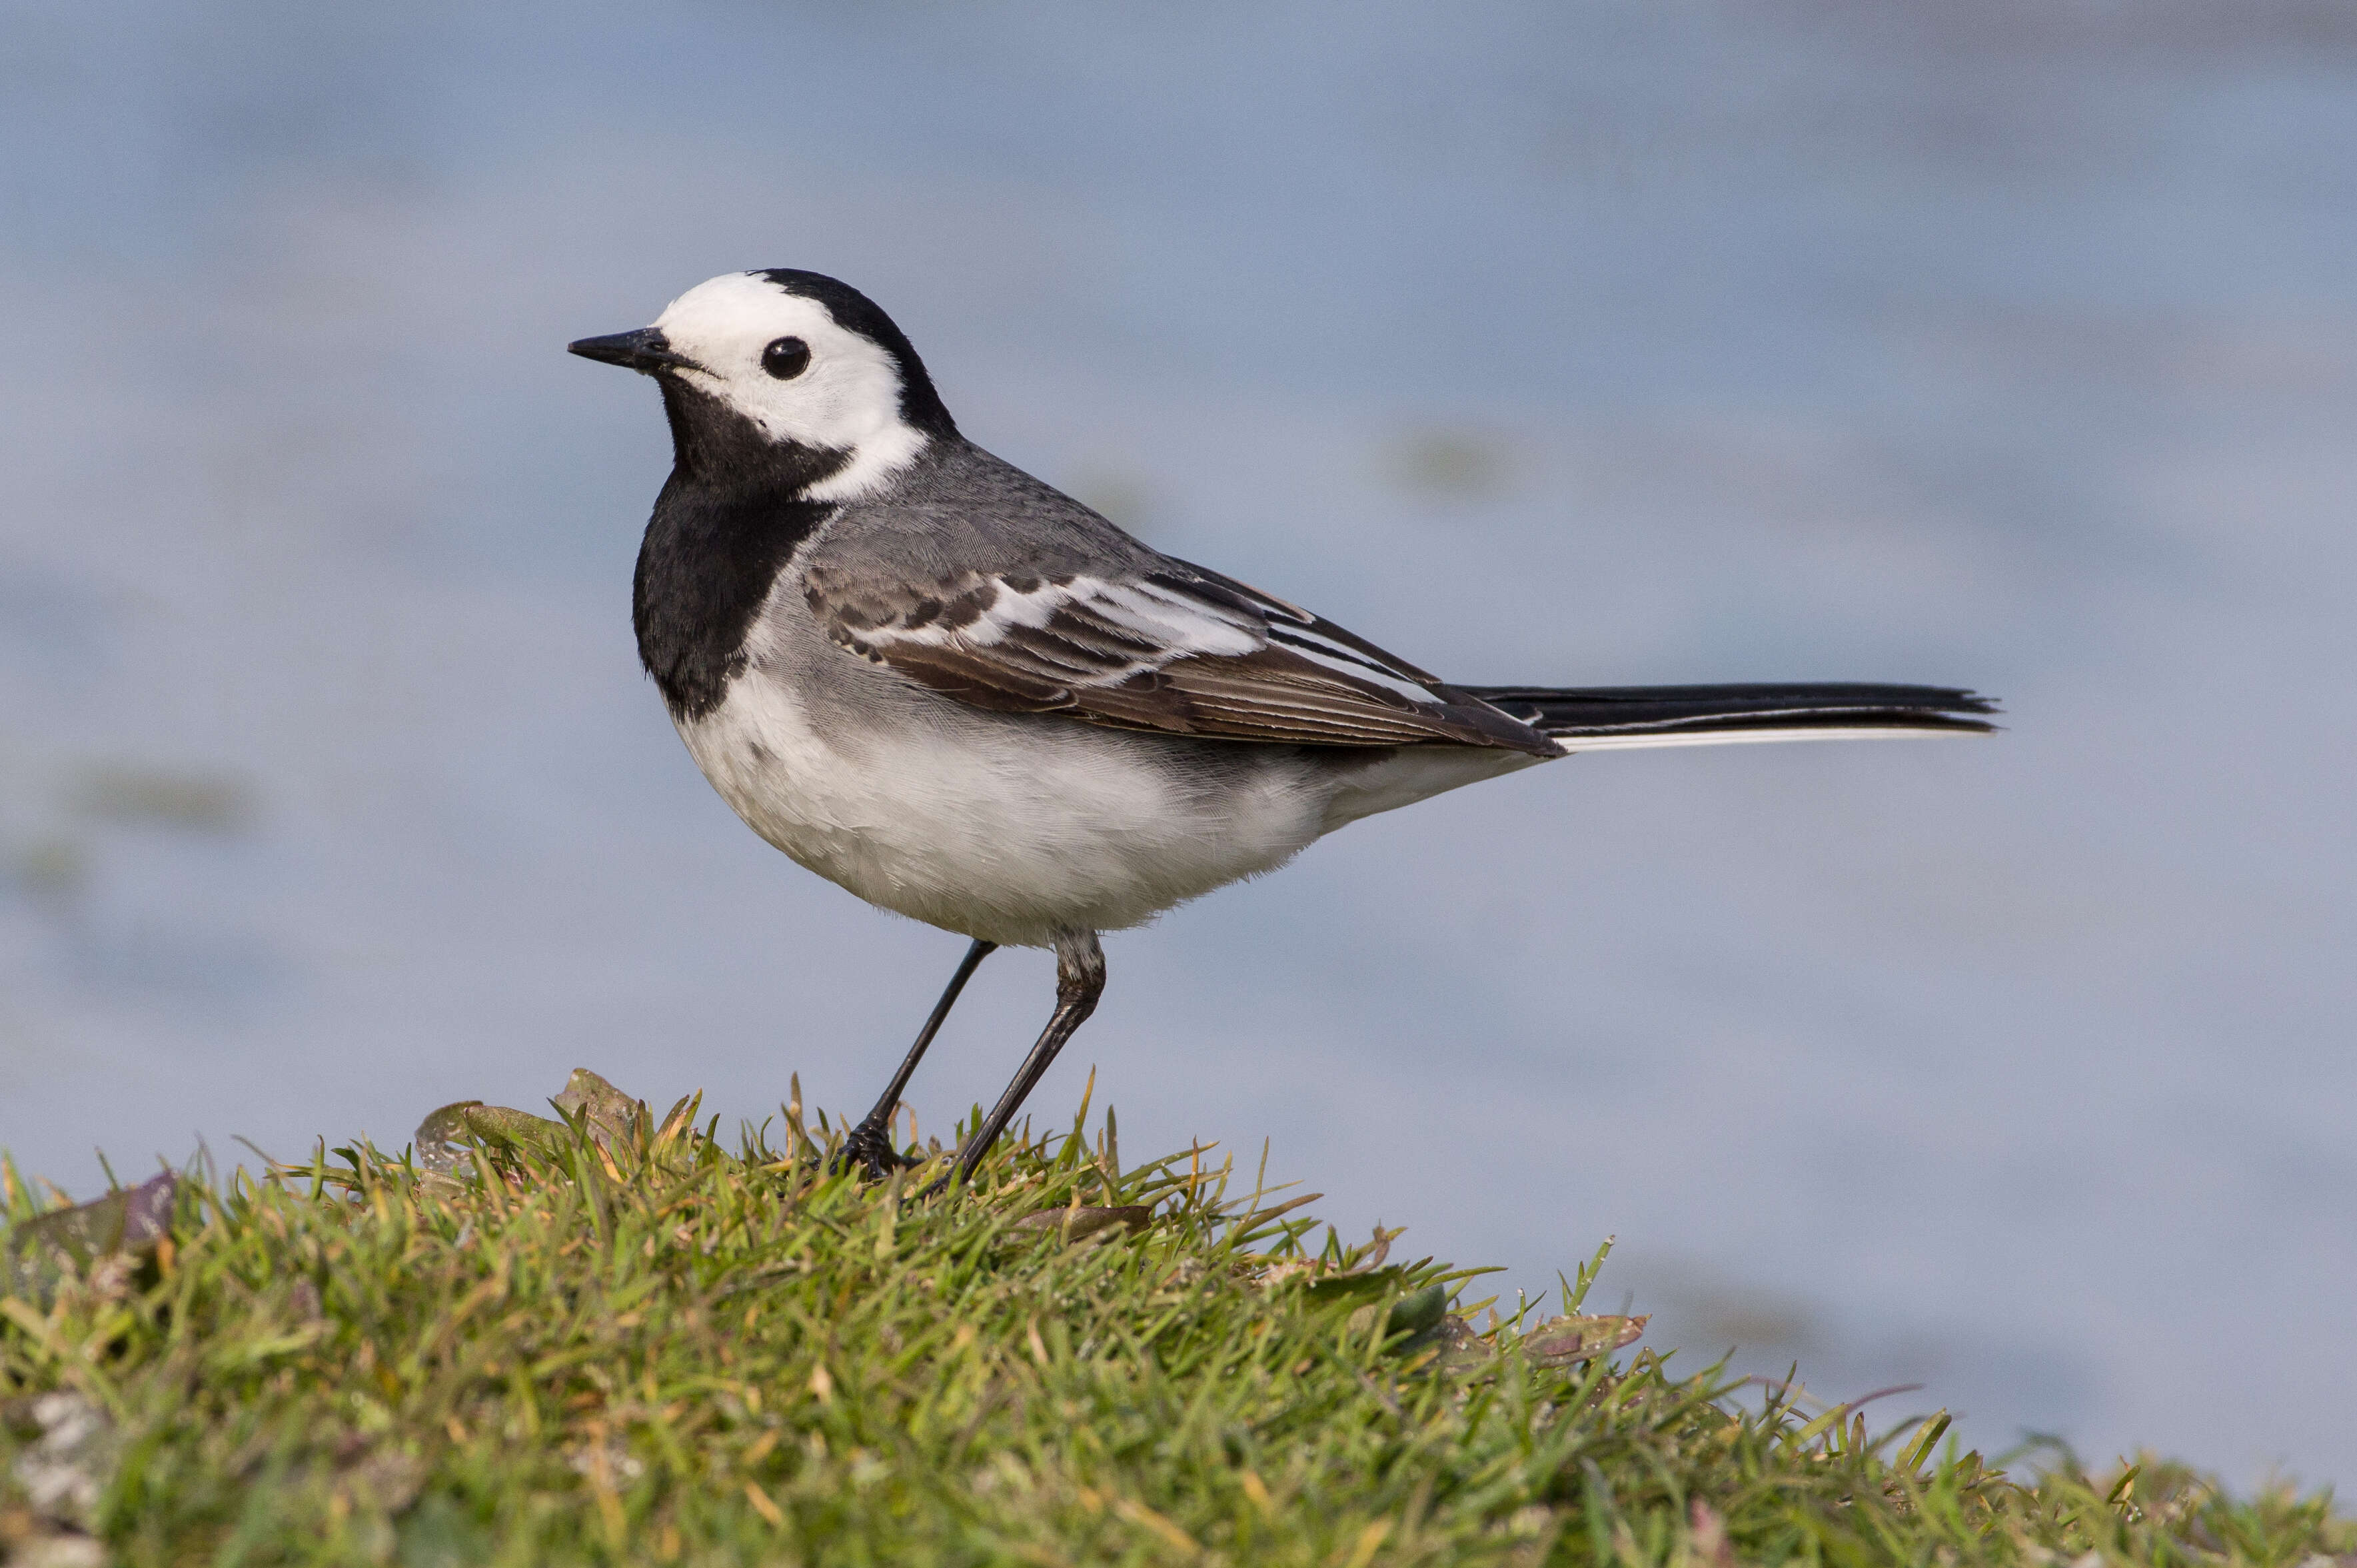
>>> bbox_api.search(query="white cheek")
[780,364,866,439]
[710,349,932,500]
[653,275,933,498]
[678,335,862,439]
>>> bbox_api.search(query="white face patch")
[652,273,930,500]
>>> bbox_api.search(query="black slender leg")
[839,938,996,1180]
[922,930,1105,1197]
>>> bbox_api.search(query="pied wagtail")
[570,270,1994,1189]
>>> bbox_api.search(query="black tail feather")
[1458,682,1998,744]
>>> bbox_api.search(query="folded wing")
[803,559,1557,754]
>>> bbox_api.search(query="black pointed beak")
[566,327,700,375]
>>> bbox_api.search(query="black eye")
[761,336,811,380]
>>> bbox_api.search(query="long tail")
[1458,682,1998,752]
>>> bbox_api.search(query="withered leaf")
[413,1102,570,1173]
[1523,1313,1648,1366]
[414,1071,706,1178]
[2,1172,176,1304]
[1010,1205,1151,1244]
[1262,1225,1403,1290]
[550,1068,645,1147]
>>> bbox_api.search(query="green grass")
[1,1080,2348,1567]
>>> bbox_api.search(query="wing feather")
[801,560,1551,753]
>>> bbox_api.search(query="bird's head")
[569,269,956,500]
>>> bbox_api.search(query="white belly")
[678,672,1334,948]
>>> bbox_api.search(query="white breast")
[677,668,1335,948]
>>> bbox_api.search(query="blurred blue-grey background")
[4,0,2353,1485]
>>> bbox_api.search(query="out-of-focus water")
[4,0,2353,1484]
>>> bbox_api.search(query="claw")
[835,1121,918,1182]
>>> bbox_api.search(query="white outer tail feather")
[1549,724,1985,754]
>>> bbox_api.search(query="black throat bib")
[632,380,849,722]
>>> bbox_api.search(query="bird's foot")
[835,1120,920,1183]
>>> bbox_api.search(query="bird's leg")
[838,938,996,1181]
[924,930,1105,1197]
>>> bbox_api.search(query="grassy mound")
[2,1078,2348,1566]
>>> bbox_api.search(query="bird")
[568,269,1994,1191]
